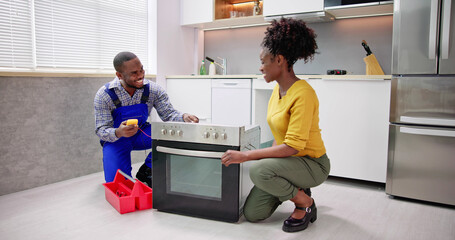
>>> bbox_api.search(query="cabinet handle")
[429,0,439,60]
[441,0,452,59]
[223,82,239,86]
[400,127,455,138]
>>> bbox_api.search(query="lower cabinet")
[166,78,212,123]
[252,78,276,147]
[167,77,391,183]
[307,78,391,183]
[211,79,252,126]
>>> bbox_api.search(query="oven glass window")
[167,154,222,200]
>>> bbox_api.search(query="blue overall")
[101,83,152,182]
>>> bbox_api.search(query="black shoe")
[282,198,317,233]
[136,163,152,188]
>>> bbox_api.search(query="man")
[94,51,198,187]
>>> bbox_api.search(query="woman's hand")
[221,150,248,167]
[221,143,298,167]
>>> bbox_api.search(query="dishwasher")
[211,79,252,126]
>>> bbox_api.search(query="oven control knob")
[212,132,219,139]
[169,129,175,136]
[221,133,227,140]
[203,132,210,138]
[176,130,183,136]
[161,129,167,135]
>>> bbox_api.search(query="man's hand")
[115,120,139,138]
[183,113,199,123]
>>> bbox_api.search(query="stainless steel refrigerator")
[387,0,455,206]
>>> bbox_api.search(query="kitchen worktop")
[166,75,392,80]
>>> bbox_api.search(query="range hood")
[264,11,335,23]
[264,1,393,23]
[325,1,394,19]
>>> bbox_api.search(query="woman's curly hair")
[261,18,318,71]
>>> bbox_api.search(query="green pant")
[243,154,330,222]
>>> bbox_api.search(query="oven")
[151,122,260,222]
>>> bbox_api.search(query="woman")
[221,18,330,233]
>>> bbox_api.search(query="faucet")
[217,57,227,75]
[206,56,227,75]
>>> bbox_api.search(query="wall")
[0,77,103,195]
[204,15,393,75]
[0,76,155,196]
[150,0,198,122]
[156,0,197,85]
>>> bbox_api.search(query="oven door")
[152,140,242,222]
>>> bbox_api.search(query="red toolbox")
[103,169,153,214]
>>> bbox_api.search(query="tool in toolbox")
[103,169,153,214]
[361,40,385,75]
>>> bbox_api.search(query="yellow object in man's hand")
[126,119,138,126]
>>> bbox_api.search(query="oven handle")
[156,146,224,158]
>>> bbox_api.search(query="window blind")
[34,0,148,70]
[1,0,148,71]
[0,0,34,68]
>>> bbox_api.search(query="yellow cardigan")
[267,80,326,158]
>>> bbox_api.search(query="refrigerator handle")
[441,0,452,59]
[400,127,455,138]
[429,0,439,60]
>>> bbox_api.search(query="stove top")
[151,121,260,146]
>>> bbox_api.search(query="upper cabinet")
[214,0,263,20]
[263,0,323,16]
[180,0,214,26]
[263,0,334,23]
[263,0,393,22]
[181,0,266,29]
[181,0,393,30]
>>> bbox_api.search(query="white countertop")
[166,74,392,80]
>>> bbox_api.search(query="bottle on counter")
[199,60,207,75]
[208,62,216,75]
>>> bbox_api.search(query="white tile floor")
[1,163,454,240]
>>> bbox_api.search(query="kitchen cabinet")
[166,78,212,123]
[180,0,214,26]
[166,77,253,125]
[325,1,393,19]
[263,0,324,17]
[252,77,392,185]
[180,0,392,29]
[181,0,266,29]
[252,78,276,147]
[211,79,252,126]
[307,78,391,183]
